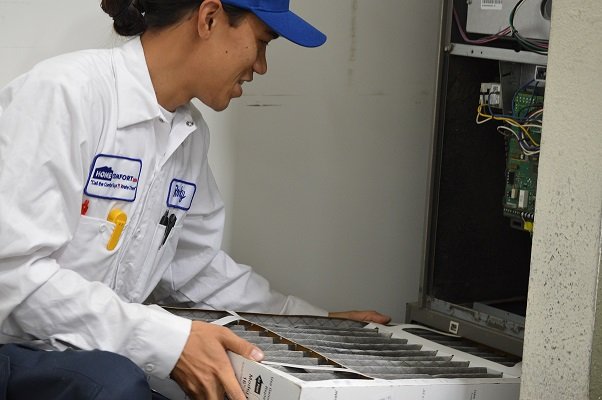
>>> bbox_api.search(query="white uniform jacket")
[0,37,326,378]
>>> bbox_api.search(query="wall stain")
[348,0,358,87]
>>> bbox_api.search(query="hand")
[171,320,264,400]
[328,310,391,325]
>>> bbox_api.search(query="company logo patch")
[84,154,142,202]
[167,179,196,210]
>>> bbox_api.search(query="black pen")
[161,213,177,246]
[158,211,170,249]
[159,210,169,226]
[166,214,177,237]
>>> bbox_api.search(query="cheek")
[240,44,259,65]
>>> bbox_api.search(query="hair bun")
[113,1,133,20]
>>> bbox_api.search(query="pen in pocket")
[159,210,168,226]
[159,210,177,248]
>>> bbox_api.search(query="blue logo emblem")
[84,154,142,202]
[173,184,187,203]
[167,179,196,210]
[93,166,114,181]
[91,165,139,183]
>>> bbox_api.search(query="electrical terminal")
[479,82,502,108]
[534,65,547,83]
[518,189,529,209]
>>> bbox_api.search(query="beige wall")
[224,0,441,320]
[520,1,602,398]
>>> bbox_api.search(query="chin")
[209,98,232,111]
[194,92,233,111]
[204,99,231,112]
[211,104,229,112]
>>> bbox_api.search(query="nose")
[253,47,268,75]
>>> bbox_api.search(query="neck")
[140,20,202,111]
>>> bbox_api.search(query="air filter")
[151,308,521,400]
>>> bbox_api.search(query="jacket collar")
[112,36,193,129]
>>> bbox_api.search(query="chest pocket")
[53,215,122,285]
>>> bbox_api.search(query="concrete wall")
[520,1,602,399]
[592,249,602,399]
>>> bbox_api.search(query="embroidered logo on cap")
[84,154,142,202]
[167,179,196,210]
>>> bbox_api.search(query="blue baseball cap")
[221,0,326,48]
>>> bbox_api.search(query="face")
[197,11,277,111]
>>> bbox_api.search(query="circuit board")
[502,92,544,233]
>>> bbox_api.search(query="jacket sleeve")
[154,116,328,316]
[0,64,190,379]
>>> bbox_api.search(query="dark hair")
[100,0,248,37]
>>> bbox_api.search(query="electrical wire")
[526,109,544,122]
[496,125,539,155]
[512,79,536,116]
[452,2,549,55]
[497,125,540,155]
[482,84,542,124]
[509,0,549,55]
[477,104,541,147]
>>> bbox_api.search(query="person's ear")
[197,0,222,39]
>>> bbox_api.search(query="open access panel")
[406,0,549,361]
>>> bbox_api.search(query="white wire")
[476,112,491,124]
[497,125,540,156]
[522,123,542,129]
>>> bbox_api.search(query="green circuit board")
[502,92,544,233]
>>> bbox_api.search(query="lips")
[231,82,243,98]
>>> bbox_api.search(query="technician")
[0,0,389,399]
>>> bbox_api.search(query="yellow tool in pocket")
[106,208,127,251]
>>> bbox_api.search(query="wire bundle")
[510,0,549,55]
[452,0,549,55]
[476,80,543,156]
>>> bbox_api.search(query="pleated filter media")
[150,308,522,400]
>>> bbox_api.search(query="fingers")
[210,332,260,400]
[366,311,391,324]
[203,379,223,400]
[185,350,242,400]
[328,310,392,324]
[217,330,264,400]
[218,364,246,400]
[222,329,264,361]
[172,321,258,400]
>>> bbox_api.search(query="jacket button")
[186,121,194,127]
[99,225,106,233]
[144,364,154,372]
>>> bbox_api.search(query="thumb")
[224,331,264,362]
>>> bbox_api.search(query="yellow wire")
[476,105,540,146]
